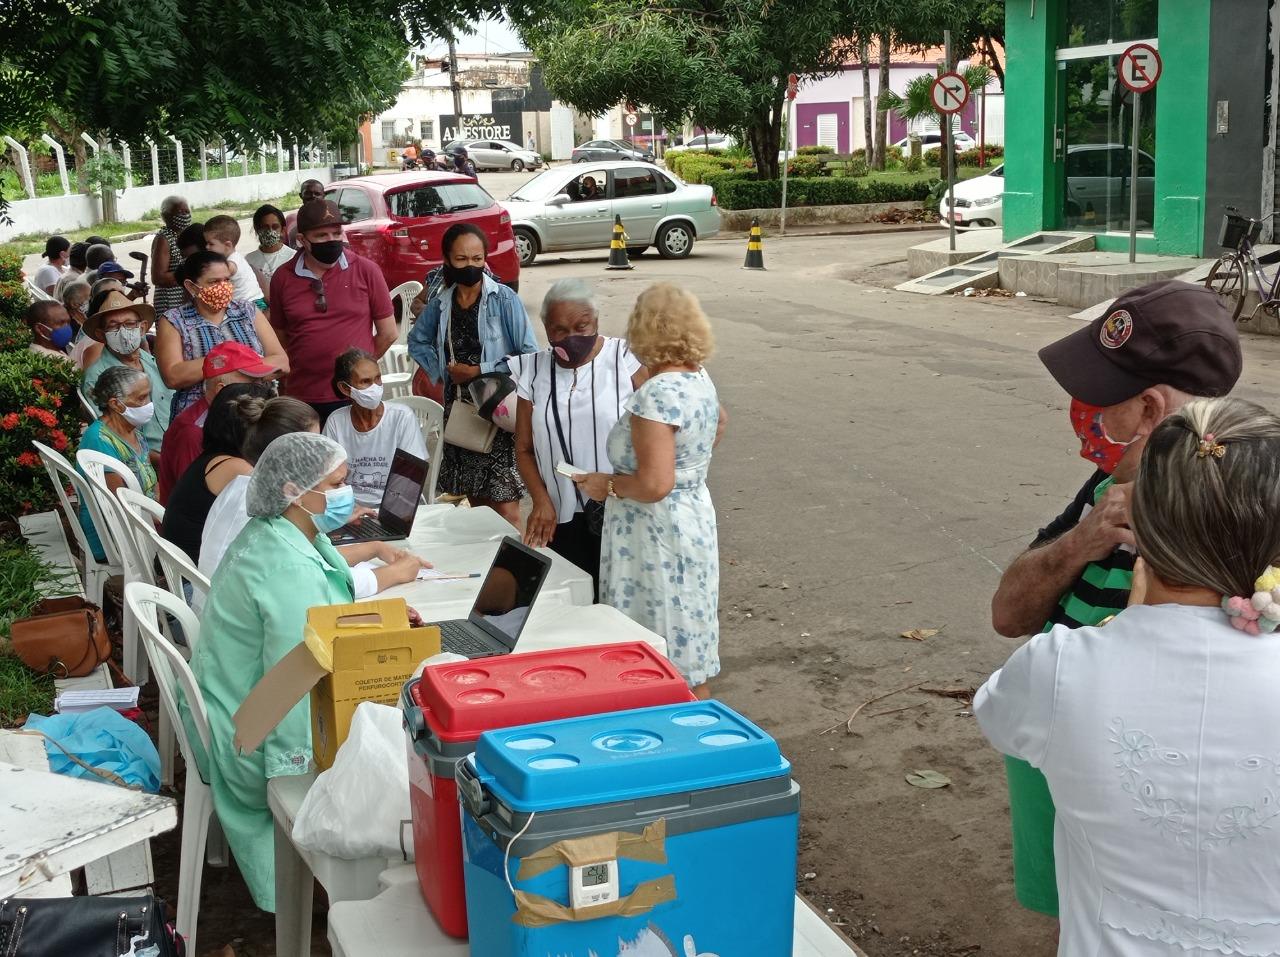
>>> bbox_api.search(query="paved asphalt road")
[30,182,1280,953]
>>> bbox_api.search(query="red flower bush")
[0,350,81,516]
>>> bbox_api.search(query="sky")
[423,18,527,56]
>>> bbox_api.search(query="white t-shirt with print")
[244,246,295,286]
[508,337,642,525]
[322,403,428,507]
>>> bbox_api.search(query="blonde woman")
[574,284,726,694]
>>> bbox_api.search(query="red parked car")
[322,171,520,291]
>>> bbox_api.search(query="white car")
[939,164,1004,229]
[667,133,736,155]
[457,139,542,172]
[893,130,978,154]
[502,161,720,266]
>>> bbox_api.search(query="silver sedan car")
[501,161,720,266]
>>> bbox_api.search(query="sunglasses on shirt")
[309,277,327,313]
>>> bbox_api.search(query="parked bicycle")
[1205,206,1280,322]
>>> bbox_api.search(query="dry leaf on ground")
[901,628,941,641]
[905,769,952,789]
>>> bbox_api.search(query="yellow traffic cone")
[742,218,765,270]
[606,215,634,270]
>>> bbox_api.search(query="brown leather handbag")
[9,597,112,678]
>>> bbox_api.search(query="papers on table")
[415,569,481,582]
[54,687,140,714]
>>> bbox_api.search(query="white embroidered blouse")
[975,603,1280,957]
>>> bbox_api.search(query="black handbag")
[0,891,183,957]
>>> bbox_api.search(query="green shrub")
[0,249,31,352]
[797,145,834,155]
[785,156,822,178]
[846,159,870,178]
[956,144,1005,167]
[0,350,82,516]
[709,174,933,210]
[667,150,752,184]
[925,149,942,167]
[904,154,925,174]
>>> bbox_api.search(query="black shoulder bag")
[0,891,183,957]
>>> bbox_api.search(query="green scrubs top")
[188,514,354,912]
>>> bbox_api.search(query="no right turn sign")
[930,72,969,115]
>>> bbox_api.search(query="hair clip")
[1197,432,1226,459]
[1222,565,1280,636]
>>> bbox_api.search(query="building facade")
[1003,0,1278,256]
[789,53,1005,154]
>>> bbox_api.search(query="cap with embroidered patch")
[1038,280,1242,407]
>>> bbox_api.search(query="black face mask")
[551,333,599,367]
[445,263,485,287]
[309,240,344,265]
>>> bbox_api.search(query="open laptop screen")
[469,537,552,649]
[380,449,428,532]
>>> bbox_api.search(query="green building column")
[1002,0,1061,243]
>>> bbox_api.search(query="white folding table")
[270,604,667,957]
[0,762,176,897]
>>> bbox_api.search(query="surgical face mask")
[301,485,355,533]
[551,333,598,367]
[309,240,344,265]
[105,326,143,355]
[1070,398,1141,474]
[119,401,155,429]
[170,211,192,231]
[347,382,384,410]
[256,228,283,248]
[44,324,74,349]
[445,263,484,287]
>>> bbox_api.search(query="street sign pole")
[781,73,797,236]
[1129,93,1141,263]
[944,31,955,252]
[1116,42,1161,264]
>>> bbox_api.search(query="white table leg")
[274,811,314,957]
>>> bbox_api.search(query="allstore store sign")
[440,113,524,144]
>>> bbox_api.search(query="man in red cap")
[988,280,1242,924]
[269,198,395,424]
[157,341,278,503]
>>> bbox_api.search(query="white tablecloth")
[364,505,594,621]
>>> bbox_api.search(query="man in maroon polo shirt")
[269,199,396,423]
[157,340,278,503]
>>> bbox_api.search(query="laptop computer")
[328,448,428,546]
[433,536,553,659]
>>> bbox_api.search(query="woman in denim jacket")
[409,223,538,524]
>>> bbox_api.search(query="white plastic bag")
[292,701,412,860]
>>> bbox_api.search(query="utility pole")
[447,35,464,120]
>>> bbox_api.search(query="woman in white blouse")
[512,279,645,594]
[976,397,1280,957]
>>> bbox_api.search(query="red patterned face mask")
[195,279,234,311]
[1070,398,1138,474]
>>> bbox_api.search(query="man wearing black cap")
[269,198,395,423]
[33,236,70,294]
[989,280,1243,922]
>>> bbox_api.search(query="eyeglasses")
[309,278,327,313]
[106,320,142,331]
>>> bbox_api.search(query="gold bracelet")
[607,479,617,499]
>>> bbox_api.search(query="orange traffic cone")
[742,218,765,270]
[606,215,633,270]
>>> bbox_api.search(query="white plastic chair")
[387,395,444,504]
[378,345,414,401]
[121,498,212,615]
[78,385,100,421]
[24,275,54,302]
[78,449,151,684]
[125,582,217,957]
[389,280,423,346]
[33,441,122,606]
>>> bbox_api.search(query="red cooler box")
[401,642,695,938]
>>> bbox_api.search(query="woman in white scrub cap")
[188,431,356,913]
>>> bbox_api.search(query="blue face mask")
[46,324,74,349]
[302,485,355,533]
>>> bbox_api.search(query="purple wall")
[795,102,849,153]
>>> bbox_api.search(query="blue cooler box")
[457,700,800,956]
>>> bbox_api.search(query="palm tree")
[878,63,993,172]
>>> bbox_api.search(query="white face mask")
[347,382,384,410]
[119,401,155,429]
[105,326,142,355]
